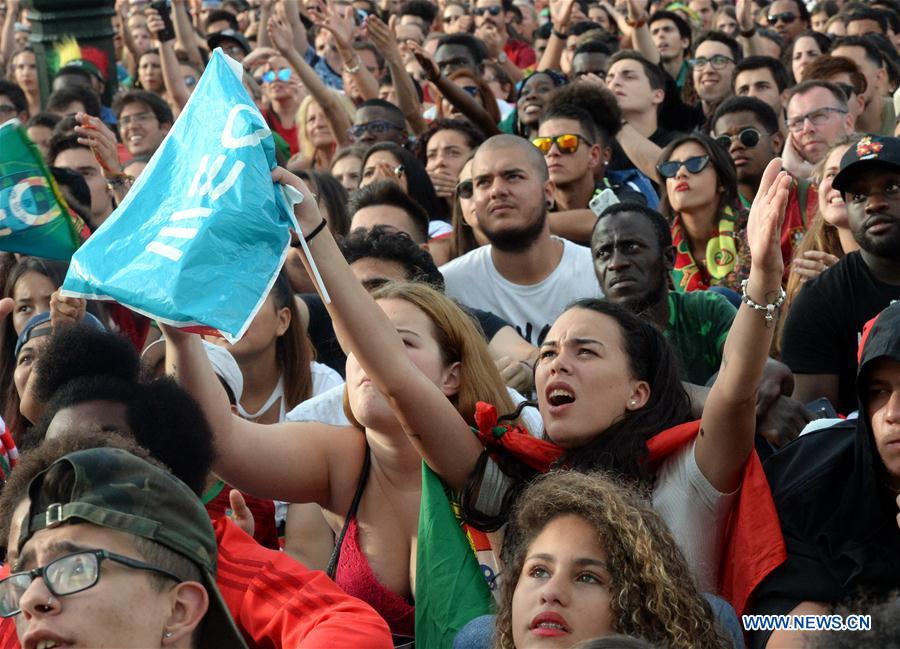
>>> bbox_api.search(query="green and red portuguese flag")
[416,463,494,647]
[0,121,83,260]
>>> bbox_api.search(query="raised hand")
[364,14,401,63]
[407,40,440,81]
[549,0,577,32]
[49,289,86,330]
[267,14,296,54]
[74,113,121,180]
[747,157,792,280]
[475,22,507,58]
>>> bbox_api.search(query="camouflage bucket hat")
[19,447,247,649]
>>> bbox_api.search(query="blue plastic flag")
[62,50,298,342]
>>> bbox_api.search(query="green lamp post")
[23,0,118,108]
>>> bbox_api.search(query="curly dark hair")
[493,471,727,649]
[412,118,486,168]
[21,373,215,496]
[340,225,445,290]
[32,323,140,405]
[543,83,622,145]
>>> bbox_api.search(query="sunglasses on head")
[531,133,592,155]
[457,179,474,199]
[656,154,711,178]
[262,67,292,83]
[767,11,797,23]
[714,127,762,150]
[834,82,856,99]
[473,5,502,15]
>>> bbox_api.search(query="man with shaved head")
[439,135,601,344]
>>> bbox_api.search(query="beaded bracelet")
[740,279,786,324]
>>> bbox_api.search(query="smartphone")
[806,397,838,420]
[150,0,176,42]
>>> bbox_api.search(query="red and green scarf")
[671,206,742,292]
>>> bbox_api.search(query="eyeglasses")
[0,103,17,115]
[656,154,711,178]
[348,119,404,138]
[473,5,502,16]
[443,13,463,21]
[461,85,480,97]
[457,179,474,199]
[532,133,593,155]
[0,550,182,618]
[714,127,762,150]
[767,11,797,24]
[785,106,847,133]
[119,111,156,127]
[262,67,292,84]
[688,55,734,70]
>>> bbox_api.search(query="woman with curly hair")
[494,471,727,649]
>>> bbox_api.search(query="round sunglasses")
[531,133,592,155]
[262,67,292,84]
[657,154,711,179]
[714,127,761,150]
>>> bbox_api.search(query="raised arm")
[163,322,345,506]
[308,0,379,102]
[410,41,501,137]
[625,0,660,65]
[0,0,19,71]
[537,0,575,72]
[735,0,764,58]
[268,14,352,146]
[365,15,427,135]
[171,0,205,70]
[696,158,791,493]
[147,7,191,111]
[276,167,484,490]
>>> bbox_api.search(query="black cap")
[832,135,900,194]
[207,29,251,56]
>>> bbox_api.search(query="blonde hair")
[773,134,860,355]
[342,281,515,428]
[296,93,355,168]
[494,471,728,649]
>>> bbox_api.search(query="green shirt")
[665,290,737,386]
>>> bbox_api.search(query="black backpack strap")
[326,445,371,579]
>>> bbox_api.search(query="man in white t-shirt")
[440,134,601,344]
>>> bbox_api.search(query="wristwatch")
[497,51,509,64]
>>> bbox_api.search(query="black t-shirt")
[659,69,705,133]
[609,127,681,173]
[781,252,900,413]
[300,294,510,378]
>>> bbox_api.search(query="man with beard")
[782,135,900,413]
[593,202,813,445]
[591,202,736,386]
[440,135,600,344]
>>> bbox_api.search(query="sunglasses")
[0,103,16,115]
[767,11,797,23]
[348,119,404,138]
[656,154,711,178]
[461,85,480,97]
[262,67,292,83]
[473,5,502,15]
[443,13,463,21]
[835,82,856,99]
[457,179,474,199]
[531,133,592,155]
[714,127,761,150]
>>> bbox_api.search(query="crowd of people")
[1,0,900,646]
